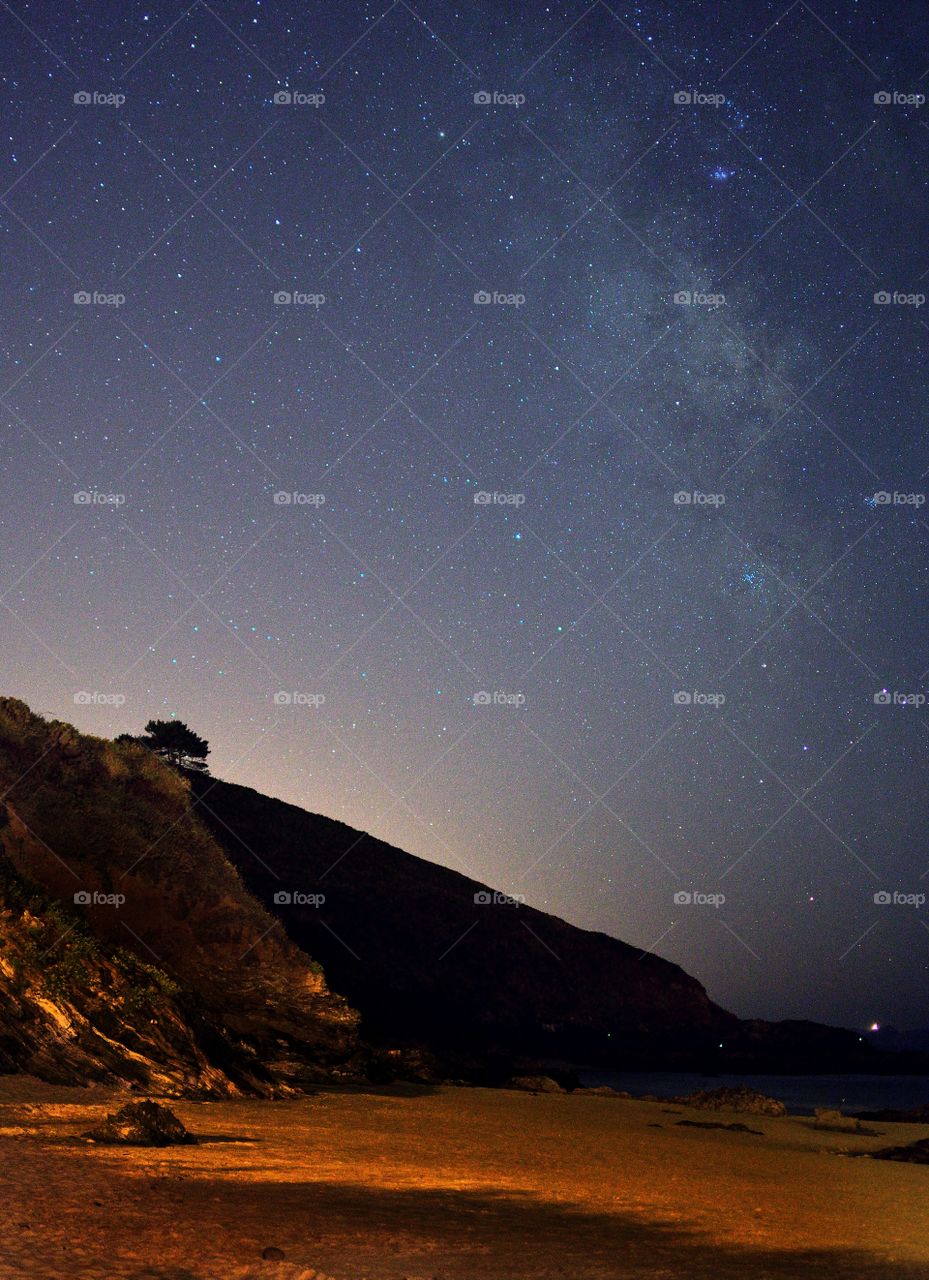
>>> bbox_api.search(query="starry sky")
[2,0,929,1032]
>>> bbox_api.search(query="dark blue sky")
[2,0,929,1030]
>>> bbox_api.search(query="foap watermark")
[871,490,924,507]
[473,690,526,707]
[74,691,126,707]
[673,89,725,107]
[474,890,525,905]
[74,489,125,506]
[474,90,525,107]
[474,490,525,506]
[674,690,726,707]
[274,89,325,107]
[273,491,326,506]
[673,289,725,308]
[874,890,925,907]
[674,890,725,908]
[74,290,125,307]
[274,890,326,906]
[874,290,925,307]
[273,290,325,307]
[874,90,924,107]
[75,890,125,907]
[74,90,125,107]
[274,692,326,707]
[873,690,926,707]
[674,489,725,507]
[474,289,525,308]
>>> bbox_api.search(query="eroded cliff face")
[0,874,268,1095]
[0,699,359,1091]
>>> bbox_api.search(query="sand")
[0,1076,927,1279]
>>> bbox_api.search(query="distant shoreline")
[575,1068,929,1116]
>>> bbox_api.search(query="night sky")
[2,0,929,1033]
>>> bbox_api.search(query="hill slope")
[0,699,358,1091]
[186,771,738,1068]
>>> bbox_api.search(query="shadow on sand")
[60,1174,929,1280]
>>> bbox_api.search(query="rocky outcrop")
[671,1085,787,1116]
[84,1100,194,1146]
[0,699,359,1092]
[812,1108,867,1133]
[508,1075,565,1094]
[855,1103,929,1123]
[0,865,266,1094]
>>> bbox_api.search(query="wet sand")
[0,1076,927,1279]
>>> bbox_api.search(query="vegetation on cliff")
[0,698,357,1091]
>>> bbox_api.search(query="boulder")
[812,1108,864,1133]
[671,1084,786,1116]
[84,1100,195,1146]
[508,1075,565,1094]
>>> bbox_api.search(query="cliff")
[0,699,358,1092]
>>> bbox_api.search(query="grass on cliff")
[0,699,354,1043]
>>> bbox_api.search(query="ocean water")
[577,1071,929,1115]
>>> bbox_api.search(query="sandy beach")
[0,1078,927,1279]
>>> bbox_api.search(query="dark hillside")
[187,770,737,1068]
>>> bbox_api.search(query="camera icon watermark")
[474,289,526,308]
[474,889,525,905]
[273,889,325,906]
[273,89,324,107]
[674,890,725,908]
[74,889,126,907]
[674,490,725,507]
[74,490,125,506]
[873,90,924,107]
[272,491,326,506]
[873,689,925,707]
[674,690,725,707]
[474,490,525,506]
[673,289,725,308]
[74,90,125,107]
[673,89,725,107]
[473,90,525,106]
[74,290,125,307]
[273,290,325,307]
[273,692,326,707]
[873,290,925,307]
[473,690,526,707]
[870,490,924,507]
[74,690,126,707]
[874,890,925,906]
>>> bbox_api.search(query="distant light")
[869,1022,880,1032]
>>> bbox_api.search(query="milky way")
[2,0,929,1030]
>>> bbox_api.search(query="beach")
[0,1077,927,1279]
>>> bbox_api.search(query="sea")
[576,1071,929,1115]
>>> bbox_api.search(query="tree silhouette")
[121,720,210,772]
